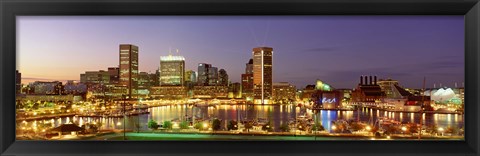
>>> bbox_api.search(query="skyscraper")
[218,69,229,86]
[208,67,218,86]
[241,59,254,101]
[197,63,212,86]
[185,70,197,84]
[253,47,273,104]
[119,44,139,99]
[245,59,253,74]
[159,55,185,86]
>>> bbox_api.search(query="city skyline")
[17,16,464,89]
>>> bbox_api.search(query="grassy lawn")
[100,132,357,141]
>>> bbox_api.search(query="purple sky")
[17,16,464,89]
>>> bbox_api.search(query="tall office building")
[197,63,212,86]
[241,59,254,100]
[185,70,197,83]
[159,55,185,86]
[245,59,253,74]
[218,69,228,86]
[208,67,218,86]
[253,47,273,104]
[119,44,139,99]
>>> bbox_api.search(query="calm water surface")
[20,104,464,132]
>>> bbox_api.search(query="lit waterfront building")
[351,75,385,103]
[151,55,187,100]
[119,44,139,99]
[208,67,219,86]
[311,90,344,110]
[197,63,212,86]
[193,86,229,99]
[28,81,63,95]
[272,82,296,103]
[150,86,187,99]
[241,59,254,101]
[159,55,185,86]
[185,70,197,84]
[252,47,273,104]
[315,80,333,91]
[299,85,316,102]
[107,67,120,84]
[64,80,87,94]
[80,70,110,84]
[138,72,157,97]
[377,78,401,98]
[17,94,77,103]
[185,70,197,97]
[228,82,242,98]
[197,63,223,86]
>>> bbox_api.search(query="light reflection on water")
[18,104,464,132]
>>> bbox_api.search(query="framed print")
[1,0,479,156]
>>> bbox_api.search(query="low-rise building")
[272,82,296,103]
[149,86,187,99]
[193,86,228,99]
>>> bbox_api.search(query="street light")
[332,125,337,133]
[401,126,407,136]
[438,127,444,136]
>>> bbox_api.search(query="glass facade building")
[119,44,139,99]
[159,55,185,86]
[253,47,273,104]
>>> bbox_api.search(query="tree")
[212,119,221,131]
[194,122,203,130]
[244,121,253,132]
[179,121,189,129]
[147,119,159,131]
[279,123,290,132]
[407,123,419,134]
[384,125,399,135]
[312,122,325,131]
[227,120,238,131]
[446,126,458,135]
[426,124,438,135]
[262,121,274,132]
[349,122,364,132]
[163,121,173,129]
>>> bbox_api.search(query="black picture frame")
[1,0,479,156]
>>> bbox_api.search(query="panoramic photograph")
[15,16,464,141]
